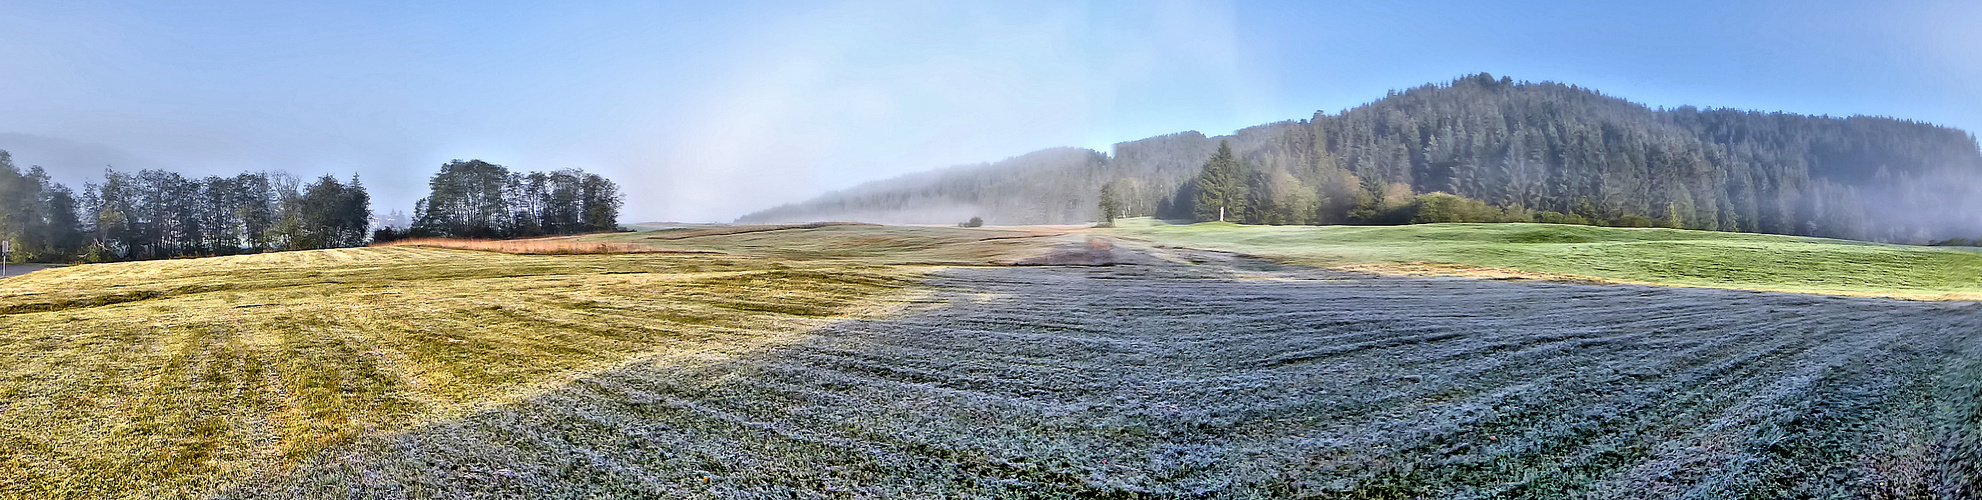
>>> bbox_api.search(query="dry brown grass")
[643,222,874,240]
[375,237,719,255]
[0,246,920,498]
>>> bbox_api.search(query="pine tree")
[1192,141,1246,222]
[1098,182,1123,223]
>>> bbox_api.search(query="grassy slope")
[1116,220,1982,299]
[0,247,921,499]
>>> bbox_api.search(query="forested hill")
[737,73,1982,243]
[741,147,1111,226]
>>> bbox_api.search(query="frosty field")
[3,223,1981,498]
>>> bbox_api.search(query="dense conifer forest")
[740,73,1982,243]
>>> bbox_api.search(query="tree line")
[742,73,1982,243]
[391,159,623,240]
[1183,139,1715,230]
[1,154,627,264]
[0,150,370,263]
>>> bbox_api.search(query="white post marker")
[2,240,9,278]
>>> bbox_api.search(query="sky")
[1,0,1978,223]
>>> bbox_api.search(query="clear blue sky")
[2,0,1977,222]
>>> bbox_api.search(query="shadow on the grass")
[221,261,1982,499]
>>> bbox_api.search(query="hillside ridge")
[738,73,1982,243]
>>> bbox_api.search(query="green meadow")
[1115,219,1982,299]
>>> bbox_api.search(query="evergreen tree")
[339,174,372,247]
[1192,141,1246,222]
[1098,181,1123,223]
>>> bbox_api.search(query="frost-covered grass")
[1119,220,1982,299]
[221,263,1982,498]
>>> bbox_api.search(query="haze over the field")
[2,0,1979,222]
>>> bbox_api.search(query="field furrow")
[220,262,1982,498]
[0,248,922,499]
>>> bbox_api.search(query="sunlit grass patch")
[0,247,922,498]
[1118,220,1982,299]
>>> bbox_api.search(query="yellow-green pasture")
[0,246,921,498]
